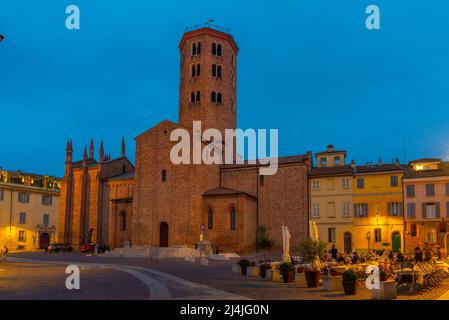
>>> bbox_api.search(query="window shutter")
[422,203,427,219]
[388,203,392,216]
[447,202,449,218]
[399,203,403,216]
[436,202,440,218]
[354,204,358,217]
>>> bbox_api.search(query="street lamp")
[366,231,371,252]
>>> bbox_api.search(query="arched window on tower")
[191,64,200,77]
[191,92,196,103]
[162,169,167,182]
[196,91,201,102]
[192,42,201,56]
[208,207,213,230]
[191,64,195,77]
[217,44,222,56]
[217,93,222,104]
[196,63,200,76]
[197,42,201,54]
[230,207,236,230]
[211,91,217,103]
[212,42,217,55]
[120,211,127,231]
[212,64,217,77]
[192,43,197,56]
[217,66,222,78]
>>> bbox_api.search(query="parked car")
[48,243,67,253]
[80,243,95,253]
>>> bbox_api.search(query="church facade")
[59,27,311,253]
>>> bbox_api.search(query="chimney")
[350,159,356,169]
[395,158,400,166]
[327,144,334,152]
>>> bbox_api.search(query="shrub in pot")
[299,239,326,288]
[260,263,272,278]
[237,259,250,275]
[342,269,358,295]
[279,262,296,283]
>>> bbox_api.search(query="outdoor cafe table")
[395,269,424,285]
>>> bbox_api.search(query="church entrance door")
[160,222,169,247]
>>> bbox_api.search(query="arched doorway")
[160,222,169,247]
[344,232,352,253]
[392,231,401,253]
[39,233,50,249]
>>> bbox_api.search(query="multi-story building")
[309,145,355,253]
[352,160,404,253]
[0,169,61,250]
[403,158,449,253]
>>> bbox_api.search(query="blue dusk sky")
[1,0,448,177]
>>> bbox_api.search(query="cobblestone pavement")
[6,252,449,300]
[0,261,149,299]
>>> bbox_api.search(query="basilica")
[59,26,311,253]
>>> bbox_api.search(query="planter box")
[266,269,274,280]
[295,273,307,286]
[232,264,241,274]
[323,276,343,292]
[271,269,282,282]
[247,266,259,277]
[372,280,397,300]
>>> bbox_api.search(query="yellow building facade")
[309,145,356,253]
[352,161,404,253]
[0,169,61,251]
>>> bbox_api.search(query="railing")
[185,20,231,34]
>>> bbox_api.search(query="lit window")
[328,228,336,243]
[18,230,26,242]
[312,203,320,218]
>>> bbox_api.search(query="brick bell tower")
[178,25,238,137]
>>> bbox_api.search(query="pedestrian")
[351,251,360,264]
[414,246,423,262]
[330,244,338,261]
[336,253,346,264]
[388,251,394,261]
[424,246,433,262]
[2,245,8,264]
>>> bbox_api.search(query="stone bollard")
[372,280,397,300]
[247,266,259,277]
[295,272,307,286]
[322,275,344,291]
[232,264,241,274]
[271,269,282,282]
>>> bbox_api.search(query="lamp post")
[367,231,371,253]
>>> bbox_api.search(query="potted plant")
[260,262,272,279]
[342,269,358,295]
[279,262,295,283]
[299,239,326,288]
[237,259,250,275]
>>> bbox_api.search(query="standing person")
[414,246,423,262]
[388,251,394,262]
[2,245,8,264]
[424,246,433,262]
[438,247,444,260]
[330,244,338,261]
[352,252,360,264]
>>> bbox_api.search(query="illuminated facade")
[0,169,61,250]
[403,159,449,253]
[309,145,355,253]
[352,160,404,253]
